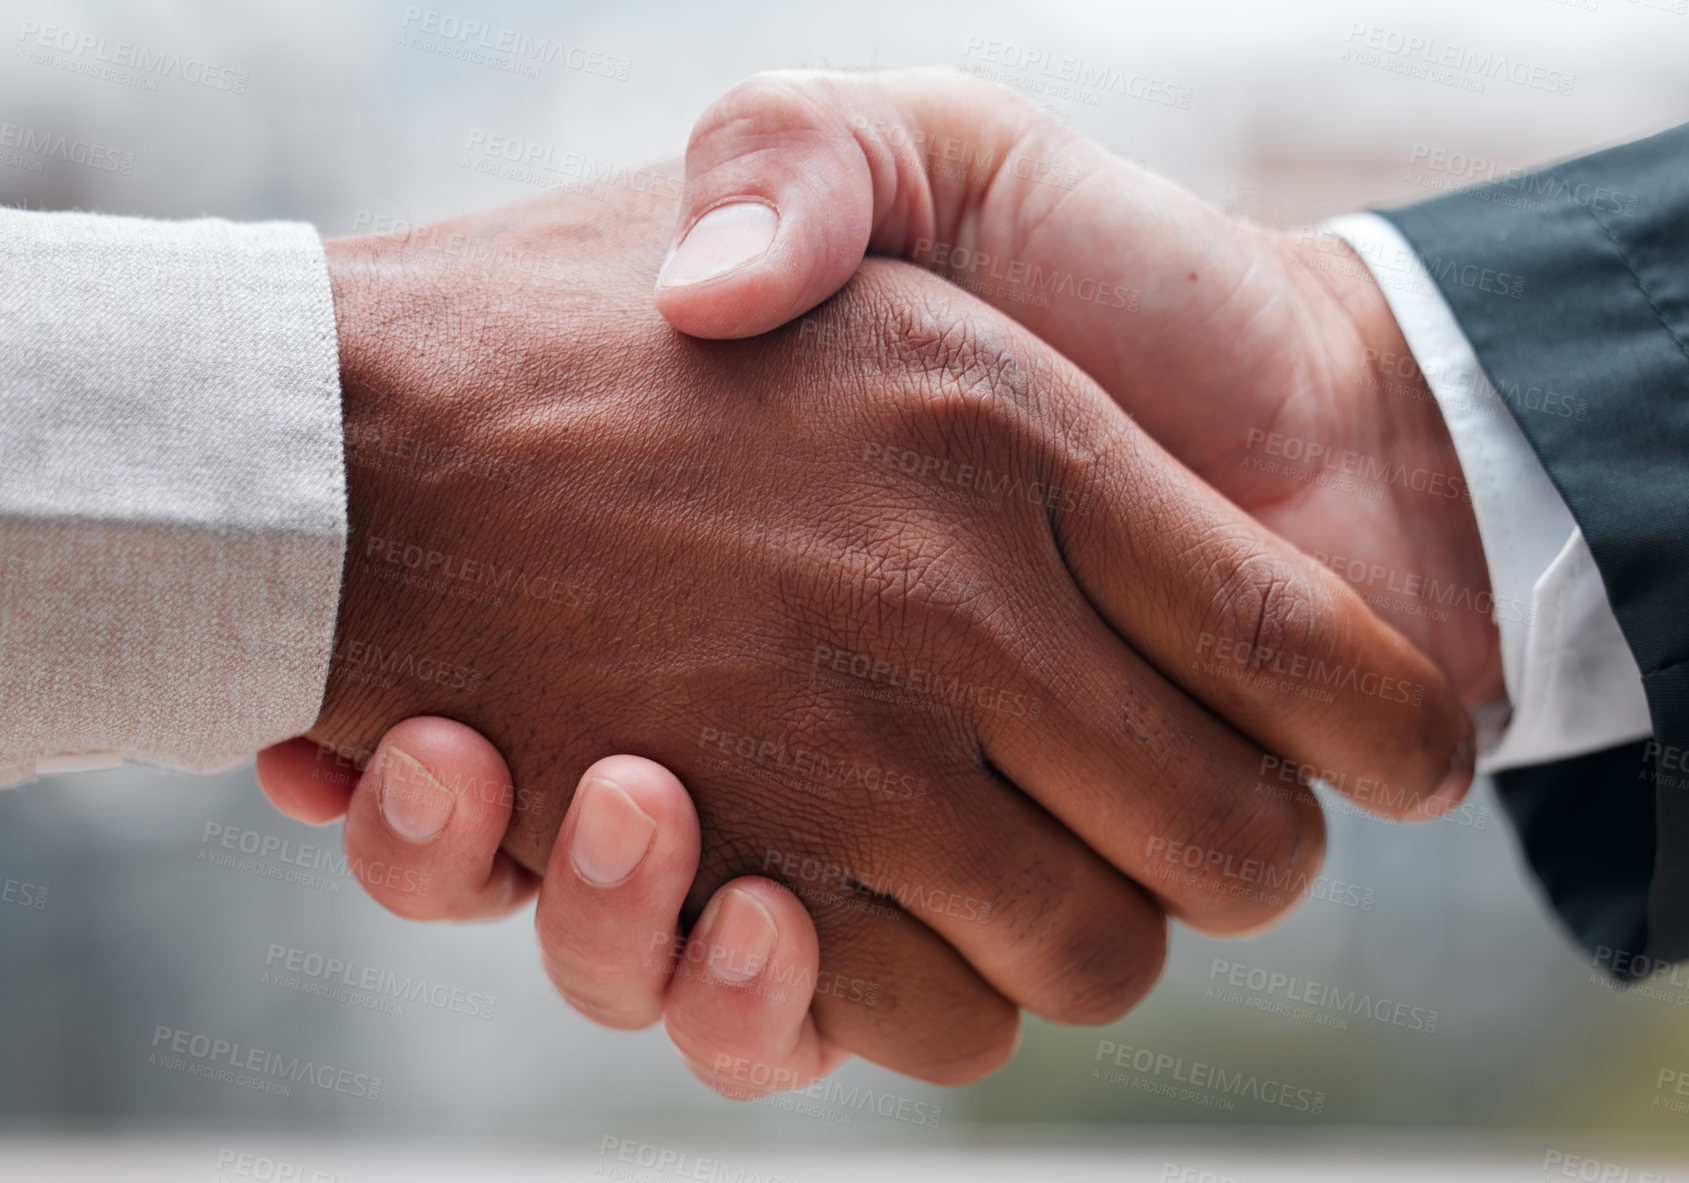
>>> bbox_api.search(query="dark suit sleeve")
[1379,123,1689,973]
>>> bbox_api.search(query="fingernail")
[697,887,778,984]
[1426,735,1476,815]
[657,201,777,287]
[570,778,657,887]
[377,749,455,843]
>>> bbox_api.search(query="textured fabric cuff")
[0,208,345,784]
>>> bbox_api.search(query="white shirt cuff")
[1323,212,1651,773]
[0,208,345,785]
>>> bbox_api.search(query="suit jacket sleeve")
[0,208,346,786]
[1381,123,1689,971]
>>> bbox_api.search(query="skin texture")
[304,174,1472,1084]
[656,69,1502,712]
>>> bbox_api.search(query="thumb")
[653,69,1045,339]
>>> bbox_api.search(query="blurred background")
[3,0,1688,1178]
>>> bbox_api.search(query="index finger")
[1041,365,1475,818]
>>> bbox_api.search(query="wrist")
[312,233,456,757]
[1290,230,1505,710]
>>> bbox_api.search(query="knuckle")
[664,1028,766,1093]
[1203,548,1326,671]
[686,1044,816,1102]
[704,1074,776,1102]
[843,526,1003,649]
[811,527,1028,722]
[695,792,871,902]
[344,841,431,910]
[942,67,1048,125]
[361,874,447,922]
[556,985,659,1032]
[541,948,661,1031]
[820,263,1074,499]
[693,71,828,147]
[1021,901,1166,1026]
[840,262,1037,425]
[893,1006,1020,1087]
[1166,780,1326,932]
[893,295,1036,423]
[963,837,1166,1027]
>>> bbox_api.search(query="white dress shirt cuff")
[0,208,345,785]
[1323,212,1651,773]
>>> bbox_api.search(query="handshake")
[252,69,1489,1096]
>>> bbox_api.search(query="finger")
[693,833,1021,1087]
[656,68,1045,338]
[981,582,1330,934]
[255,736,358,824]
[653,66,1162,408]
[654,67,1188,408]
[1039,367,1475,818]
[341,716,538,922]
[534,755,701,1030]
[756,750,1172,1023]
[663,877,849,1098]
